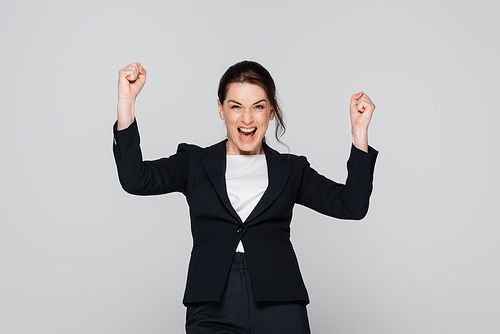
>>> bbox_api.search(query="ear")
[269,106,275,121]
[218,100,225,120]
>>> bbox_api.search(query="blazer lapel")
[201,140,292,227]
[245,142,292,226]
[201,140,243,225]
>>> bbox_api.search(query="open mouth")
[238,127,257,141]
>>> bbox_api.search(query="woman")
[113,61,378,333]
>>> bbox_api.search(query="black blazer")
[113,120,378,304]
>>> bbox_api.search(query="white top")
[226,154,268,252]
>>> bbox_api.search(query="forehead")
[225,83,268,102]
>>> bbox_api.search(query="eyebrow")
[252,99,267,105]
[227,99,267,105]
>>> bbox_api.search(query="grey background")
[1,0,499,333]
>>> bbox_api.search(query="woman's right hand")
[118,62,147,100]
[117,62,147,130]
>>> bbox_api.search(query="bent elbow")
[351,210,368,220]
[341,201,370,220]
[121,183,142,195]
[119,177,147,195]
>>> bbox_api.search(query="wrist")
[351,125,369,136]
[117,100,135,131]
[118,95,136,106]
[351,128,368,153]
[117,116,134,131]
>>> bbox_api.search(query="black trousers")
[185,252,311,334]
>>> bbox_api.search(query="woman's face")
[218,83,274,155]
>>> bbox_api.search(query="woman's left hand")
[350,92,375,130]
[349,92,375,152]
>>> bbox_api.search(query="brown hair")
[218,60,286,144]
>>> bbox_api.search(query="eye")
[254,105,264,109]
[230,105,241,109]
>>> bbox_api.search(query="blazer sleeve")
[112,120,188,195]
[296,144,378,220]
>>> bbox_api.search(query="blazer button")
[236,227,245,233]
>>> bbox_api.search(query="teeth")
[239,127,256,133]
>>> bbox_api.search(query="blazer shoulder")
[263,143,310,168]
[175,140,227,158]
[175,142,198,153]
[175,141,213,152]
[274,149,310,165]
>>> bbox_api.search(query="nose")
[241,109,253,124]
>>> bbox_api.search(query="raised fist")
[118,62,147,101]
